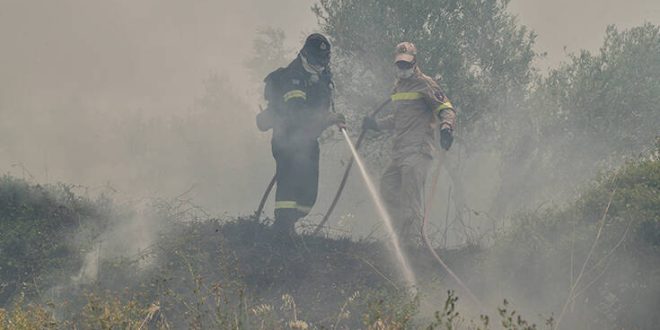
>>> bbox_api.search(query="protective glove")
[439,126,454,151]
[256,107,274,132]
[330,112,346,129]
[362,116,379,131]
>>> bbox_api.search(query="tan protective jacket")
[377,68,456,158]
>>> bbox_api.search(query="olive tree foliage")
[525,24,660,199]
[487,23,660,217]
[537,23,660,161]
[244,3,658,224]
[312,0,538,149]
[312,0,540,224]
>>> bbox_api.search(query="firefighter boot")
[273,208,302,238]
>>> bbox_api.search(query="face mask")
[397,68,415,79]
[302,54,325,74]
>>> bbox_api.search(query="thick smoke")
[0,0,316,215]
[0,0,319,296]
[2,0,657,230]
[1,1,658,327]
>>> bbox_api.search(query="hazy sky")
[0,0,658,201]
[0,0,316,116]
[509,0,660,69]
[2,0,658,117]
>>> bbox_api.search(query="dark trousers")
[272,139,320,234]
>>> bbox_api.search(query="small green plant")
[425,291,463,330]
[0,296,61,330]
[361,290,419,329]
[497,299,553,330]
[80,293,146,329]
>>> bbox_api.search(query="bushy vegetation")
[473,144,660,329]
[0,176,112,304]
[0,144,657,328]
[0,176,558,329]
[509,23,660,211]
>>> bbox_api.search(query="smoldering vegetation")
[0,144,657,328]
[1,0,659,329]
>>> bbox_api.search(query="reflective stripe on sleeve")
[275,201,298,209]
[434,101,454,114]
[283,90,307,102]
[391,92,424,101]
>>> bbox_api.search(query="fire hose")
[422,149,484,310]
[253,99,391,224]
[312,98,391,235]
[254,174,276,221]
[253,99,485,308]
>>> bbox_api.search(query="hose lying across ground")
[421,149,485,311]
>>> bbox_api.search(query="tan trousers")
[380,152,433,244]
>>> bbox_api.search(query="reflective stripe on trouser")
[273,140,320,223]
[274,201,313,214]
[380,152,433,244]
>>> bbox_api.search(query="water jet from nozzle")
[340,129,417,289]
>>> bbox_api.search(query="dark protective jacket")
[263,55,335,150]
[262,55,335,217]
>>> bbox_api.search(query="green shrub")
[0,176,112,305]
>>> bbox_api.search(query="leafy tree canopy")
[313,0,538,139]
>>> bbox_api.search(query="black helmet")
[301,33,331,68]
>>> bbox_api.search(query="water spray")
[340,128,417,289]
[313,99,391,235]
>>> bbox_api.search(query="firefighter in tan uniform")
[363,42,456,243]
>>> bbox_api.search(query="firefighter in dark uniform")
[257,33,345,236]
